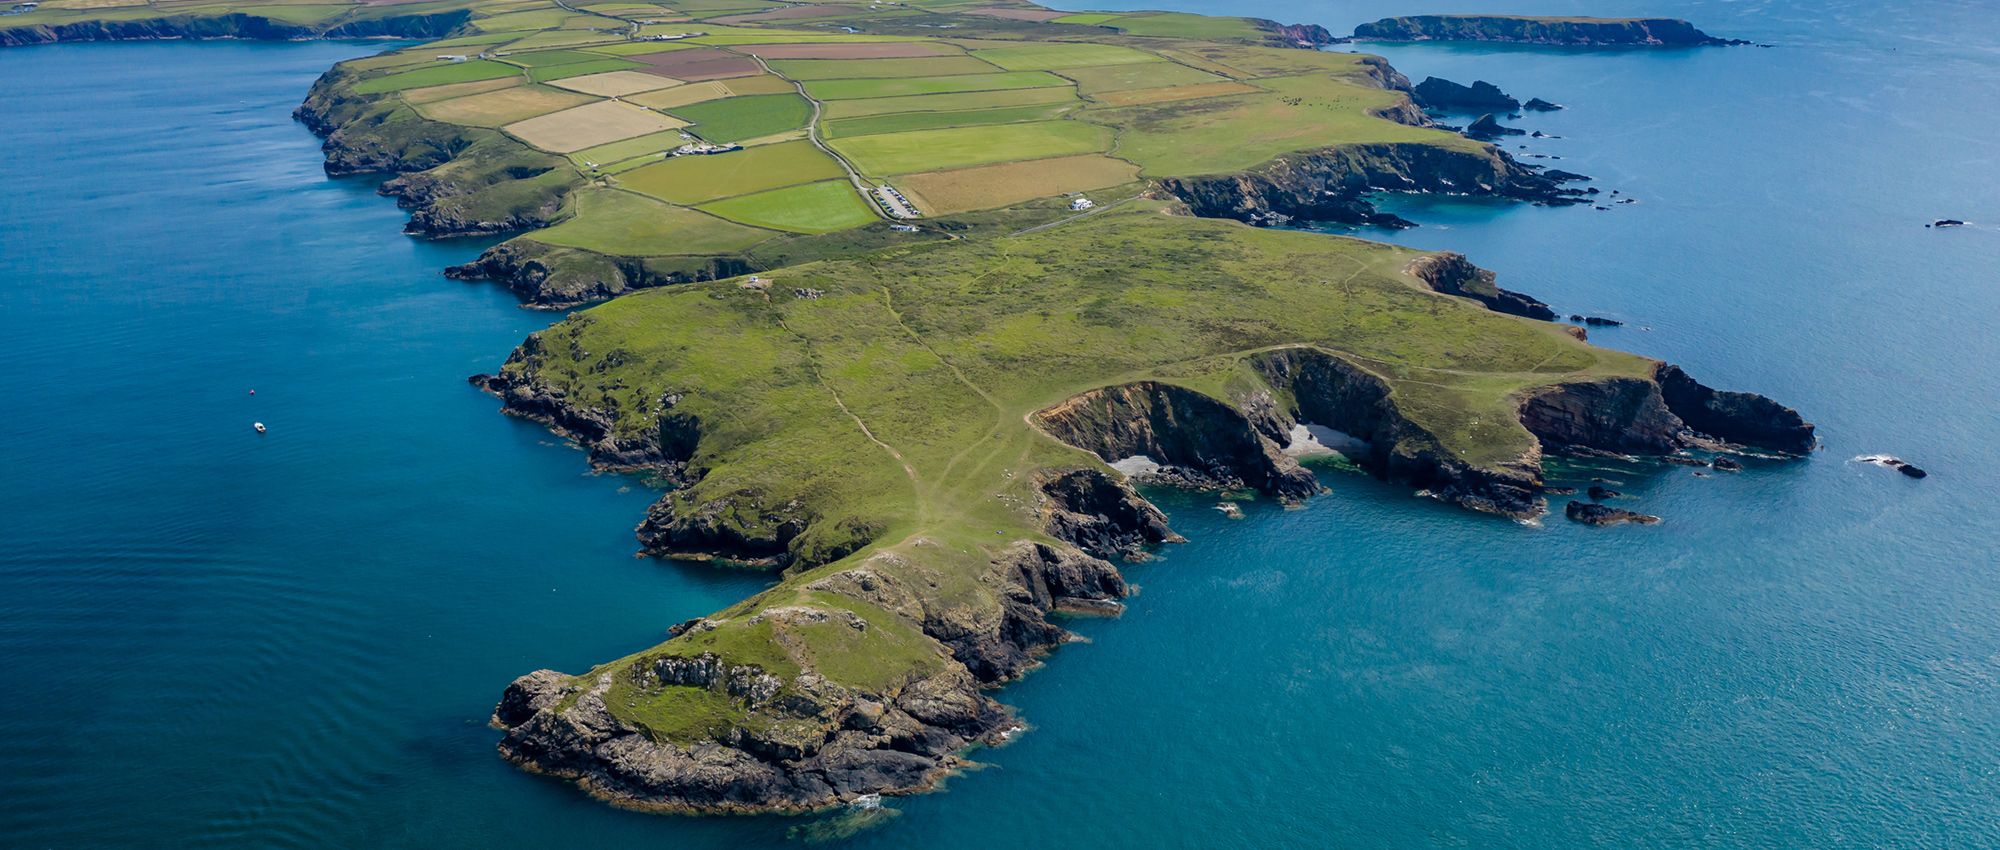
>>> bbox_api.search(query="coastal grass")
[1101,11,1270,41]
[530,188,774,255]
[617,139,844,204]
[827,121,1111,176]
[801,71,1070,101]
[818,85,1079,119]
[820,102,1077,140]
[893,154,1139,214]
[666,93,812,144]
[696,180,879,233]
[507,205,1654,734]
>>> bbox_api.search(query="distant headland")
[1349,15,1750,47]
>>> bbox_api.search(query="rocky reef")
[1350,15,1747,47]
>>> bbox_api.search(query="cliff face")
[1351,15,1744,47]
[1405,252,1555,320]
[1153,142,1584,228]
[0,9,468,47]
[1031,381,1321,501]
[447,240,754,309]
[294,68,579,239]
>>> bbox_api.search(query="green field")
[802,71,1071,100]
[352,60,522,95]
[819,85,1080,119]
[497,48,608,67]
[764,56,1001,80]
[666,93,812,144]
[696,179,878,233]
[1061,61,1225,94]
[526,58,642,81]
[821,102,1077,139]
[1050,12,1120,25]
[617,139,843,203]
[569,129,690,169]
[531,187,775,254]
[829,120,1111,175]
[971,42,1159,70]
[1102,11,1272,40]
[470,8,571,31]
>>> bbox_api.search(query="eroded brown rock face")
[1032,381,1320,501]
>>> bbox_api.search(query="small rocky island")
[1351,15,1748,47]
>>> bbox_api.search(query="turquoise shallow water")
[2,0,1998,844]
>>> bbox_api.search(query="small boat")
[253,422,267,434]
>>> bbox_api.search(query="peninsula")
[1350,15,1747,47]
[3,0,1810,814]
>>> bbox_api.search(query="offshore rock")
[1412,76,1520,112]
[1565,500,1661,526]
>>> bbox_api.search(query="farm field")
[819,85,1078,119]
[828,120,1110,175]
[820,102,1076,139]
[628,80,733,109]
[505,100,689,152]
[718,74,797,95]
[531,188,774,255]
[397,76,522,105]
[803,71,1069,100]
[667,93,812,143]
[351,60,521,94]
[894,154,1139,214]
[616,139,844,204]
[970,42,1156,70]
[569,129,692,169]
[527,58,641,81]
[696,180,878,233]
[413,84,594,126]
[495,48,604,67]
[1061,61,1226,95]
[1089,79,1261,107]
[765,56,1001,80]
[632,47,763,80]
[545,69,681,96]
[740,41,960,59]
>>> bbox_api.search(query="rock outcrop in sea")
[1413,76,1520,112]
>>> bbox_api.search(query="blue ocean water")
[1,0,1997,844]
